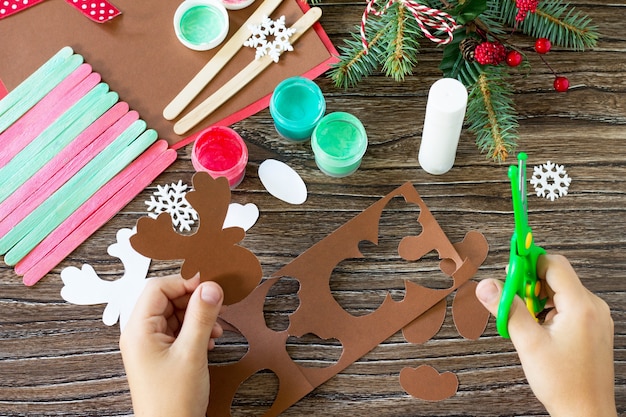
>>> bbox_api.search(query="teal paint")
[269,77,325,141]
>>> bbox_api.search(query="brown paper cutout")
[452,280,490,340]
[130,173,262,305]
[399,365,459,401]
[402,298,447,344]
[205,182,489,416]
[0,0,336,146]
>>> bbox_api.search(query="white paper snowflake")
[530,161,572,201]
[243,15,296,63]
[146,180,198,232]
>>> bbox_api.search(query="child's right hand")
[476,254,617,417]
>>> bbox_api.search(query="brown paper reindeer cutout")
[131,177,490,415]
[130,173,262,305]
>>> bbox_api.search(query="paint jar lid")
[192,126,248,188]
[174,0,229,51]
[311,112,367,177]
[220,0,255,10]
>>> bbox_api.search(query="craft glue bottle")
[418,78,468,175]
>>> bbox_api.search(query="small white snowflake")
[243,15,296,63]
[530,161,572,201]
[145,180,198,232]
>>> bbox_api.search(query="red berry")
[534,38,551,54]
[515,0,539,21]
[506,50,523,67]
[554,76,569,92]
[474,41,507,66]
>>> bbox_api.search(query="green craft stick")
[0,46,74,118]
[0,52,83,134]
[3,127,158,264]
[0,84,118,203]
[0,120,152,259]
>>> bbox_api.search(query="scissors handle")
[497,153,547,338]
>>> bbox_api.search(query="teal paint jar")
[269,77,326,141]
[311,112,367,177]
[174,0,229,51]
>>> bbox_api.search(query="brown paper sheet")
[0,0,336,147]
[161,180,490,416]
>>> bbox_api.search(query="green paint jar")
[174,0,229,51]
[311,112,367,177]
[270,77,326,141]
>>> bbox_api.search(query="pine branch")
[467,67,519,162]
[381,4,422,81]
[440,29,485,86]
[499,0,598,50]
[329,16,389,88]
[330,3,424,87]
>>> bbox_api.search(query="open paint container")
[311,112,367,177]
[174,0,229,51]
[191,126,248,188]
[220,0,255,10]
[269,76,326,141]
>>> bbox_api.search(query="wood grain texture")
[0,1,624,416]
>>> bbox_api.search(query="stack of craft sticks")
[0,47,177,286]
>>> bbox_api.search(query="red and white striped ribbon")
[360,0,459,51]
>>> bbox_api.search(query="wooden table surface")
[1,0,624,416]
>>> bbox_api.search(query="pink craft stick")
[0,64,95,168]
[17,140,177,286]
[0,79,7,99]
[0,105,136,235]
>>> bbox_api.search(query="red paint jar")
[191,126,248,188]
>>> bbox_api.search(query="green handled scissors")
[497,152,547,338]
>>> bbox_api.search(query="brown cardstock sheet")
[133,178,488,416]
[129,176,490,415]
[0,0,335,147]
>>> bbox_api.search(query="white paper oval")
[258,159,307,205]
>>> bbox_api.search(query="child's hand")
[476,254,616,417]
[120,274,224,417]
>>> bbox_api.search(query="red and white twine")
[360,0,459,51]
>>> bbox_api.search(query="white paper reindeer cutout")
[60,227,150,331]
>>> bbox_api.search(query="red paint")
[195,130,242,171]
[192,126,248,188]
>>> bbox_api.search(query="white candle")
[418,78,468,175]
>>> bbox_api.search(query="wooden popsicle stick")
[3,128,158,265]
[174,7,322,135]
[0,46,74,118]
[0,119,148,257]
[163,0,285,121]
[0,53,83,134]
[0,104,134,233]
[0,64,94,168]
[17,141,177,286]
[0,84,118,203]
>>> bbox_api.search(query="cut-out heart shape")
[224,203,259,231]
[399,365,458,401]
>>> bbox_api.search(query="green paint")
[311,112,367,177]
[270,77,325,141]
[180,5,226,45]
